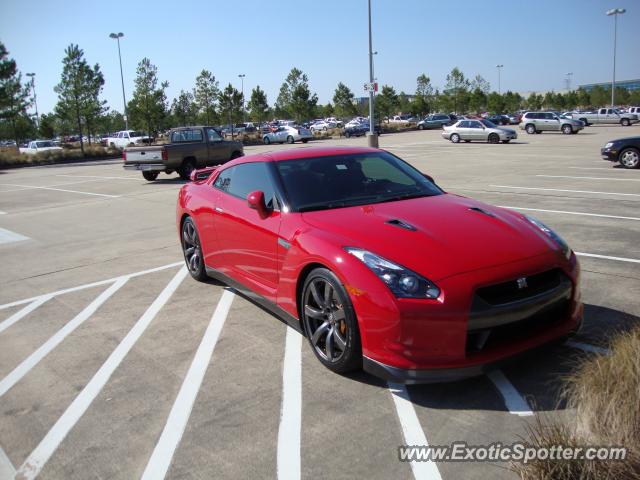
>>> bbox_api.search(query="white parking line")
[0,261,183,311]
[0,210,6,215]
[0,278,128,397]
[536,175,640,182]
[565,341,611,356]
[0,226,30,245]
[277,327,302,480]
[490,185,640,198]
[576,252,640,264]
[15,267,188,480]
[0,182,120,198]
[56,174,140,181]
[487,370,533,417]
[141,289,235,480]
[568,167,620,170]
[0,295,52,334]
[498,206,640,221]
[0,444,15,479]
[388,382,443,480]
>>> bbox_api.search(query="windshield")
[275,152,443,212]
[129,131,146,138]
[35,141,55,148]
[480,119,497,128]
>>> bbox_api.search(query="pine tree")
[247,86,270,123]
[194,70,219,125]
[0,41,31,146]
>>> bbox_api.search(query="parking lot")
[0,125,639,480]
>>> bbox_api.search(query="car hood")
[300,194,555,281]
[495,127,516,134]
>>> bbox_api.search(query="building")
[579,79,640,92]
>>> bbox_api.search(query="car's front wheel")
[488,133,500,144]
[287,135,294,144]
[525,124,536,134]
[619,147,640,169]
[450,133,460,143]
[181,217,207,281]
[621,118,630,126]
[263,136,271,145]
[562,124,573,134]
[301,268,361,373]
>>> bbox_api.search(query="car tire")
[302,139,309,143]
[579,118,589,126]
[464,140,471,143]
[181,217,208,282]
[621,118,630,126]
[525,124,536,134]
[263,136,271,145]
[178,159,196,180]
[488,133,500,144]
[619,147,640,169]
[301,268,362,374]
[323,126,327,131]
[562,124,573,134]
[450,133,460,143]
[345,131,351,138]
[418,124,424,130]
[142,171,158,181]
[109,142,116,148]
[286,135,294,144]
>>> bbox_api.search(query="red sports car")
[176,146,582,383]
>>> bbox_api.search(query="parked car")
[343,123,381,138]
[221,123,248,138]
[325,117,344,128]
[566,108,638,126]
[263,125,312,144]
[443,119,517,144]
[123,126,243,181]
[627,106,640,117]
[106,130,151,149]
[19,140,63,155]
[310,120,337,132]
[601,136,640,169]
[177,146,581,382]
[519,112,585,134]
[417,114,456,130]
[486,114,510,125]
[507,114,521,125]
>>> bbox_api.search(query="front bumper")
[499,131,518,140]
[124,163,166,172]
[601,147,619,161]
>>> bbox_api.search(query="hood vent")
[469,206,495,218]
[385,219,417,231]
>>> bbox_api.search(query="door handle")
[215,207,223,213]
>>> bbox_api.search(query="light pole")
[109,32,128,131]
[26,73,39,131]
[565,72,573,91]
[238,74,246,123]
[496,64,504,95]
[606,8,626,108]
[367,0,378,147]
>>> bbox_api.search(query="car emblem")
[517,277,528,289]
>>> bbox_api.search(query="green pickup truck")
[123,126,244,181]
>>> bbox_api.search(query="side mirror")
[422,173,435,184]
[247,190,270,218]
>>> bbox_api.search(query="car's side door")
[205,128,229,164]
[467,120,484,140]
[547,113,561,131]
[455,121,471,140]
[211,161,282,301]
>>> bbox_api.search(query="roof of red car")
[232,146,383,166]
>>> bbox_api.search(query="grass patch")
[511,327,640,479]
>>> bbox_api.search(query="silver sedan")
[263,125,313,144]
[442,119,518,144]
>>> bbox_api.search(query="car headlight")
[344,247,440,299]
[524,215,571,259]
[603,142,614,148]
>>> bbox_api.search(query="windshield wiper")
[378,191,433,203]
[298,202,347,212]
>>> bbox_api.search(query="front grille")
[475,269,563,305]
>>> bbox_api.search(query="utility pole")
[26,73,39,131]
[109,32,128,130]
[238,74,246,123]
[606,8,625,108]
[496,64,504,95]
[367,0,378,148]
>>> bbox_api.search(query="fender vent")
[469,206,495,218]
[385,219,416,231]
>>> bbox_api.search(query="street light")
[238,74,246,123]
[25,73,39,130]
[606,8,626,108]
[496,64,504,95]
[565,72,573,91]
[367,0,378,148]
[109,32,128,130]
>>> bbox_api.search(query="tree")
[127,58,169,137]
[589,86,608,107]
[38,113,57,138]
[332,82,357,118]
[275,68,318,121]
[487,92,506,113]
[503,91,522,112]
[468,88,487,113]
[218,83,243,126]
[443,67,470,114]
[576,88,591,108]
[525,93,543,110]
[0,41,31,145]
[470,74,491,95]
[194,69,219,125]
[171,90,196,126]
[414,74,434,116]
[376,85,400,119]
[54,44,106,153]
[247,85,270,123]
[398,92,413,114]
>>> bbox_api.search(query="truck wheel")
[579,118,589,126]
[178,159,196,180]
[287,135,294,144]
[621,118,630,126]
[525,124,536,134]
[263,136,271,145]
[619,148,639,169]
[562,124,573,134]
[142,171,159,181]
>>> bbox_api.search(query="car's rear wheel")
[525,124,536,134]
[579,118,589,126]
[464,140,471,143]
[287,135,294,144]
[562,124,573,134]
[263,136,271,145]
[345,131,351,138]
[178,159,196,180]
[181,217,207,281]
[301,268,361,373]
[301,139,309,143]
[621,118,630,126]
[488,133,500,144]
[619,148,640,169]
[323,126,327,131]
[450,133,460,143]
[142,171,158,181]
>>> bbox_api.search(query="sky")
[1,0,639,116]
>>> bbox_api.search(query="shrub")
[0,145,120,169]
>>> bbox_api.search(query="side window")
[191,129,203,141]
[206,128,222,142]
[544,113,554,119]
[214,163,277,208]
[599,109,606,115]
[469,121,482,129]
[458,121,470,128]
